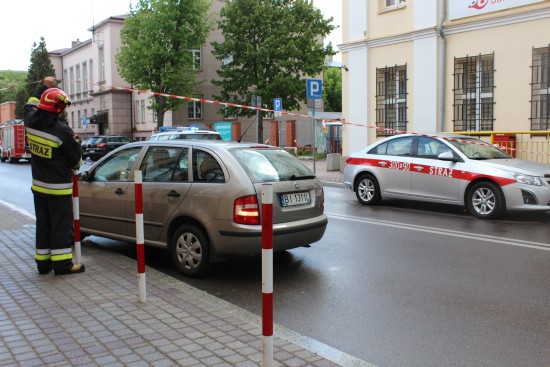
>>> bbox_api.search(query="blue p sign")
[306,79,323,99]
[273,98,282,111]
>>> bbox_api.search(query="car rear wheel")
[355,173,381,205]
[170,224,210,277]
[467,181,505,219]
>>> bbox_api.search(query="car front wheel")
[170,224,210,277]
[355,173,381,205]
[467,181,505,219]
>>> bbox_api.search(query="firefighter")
[24,87,85,275]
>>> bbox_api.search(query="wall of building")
[0,102,16,123]
[341,0,550,156]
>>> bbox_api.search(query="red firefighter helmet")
[37,88,71,114]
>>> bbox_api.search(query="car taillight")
[97,143,106,148]
[234,195,260,225]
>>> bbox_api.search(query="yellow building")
[340,0,550,161]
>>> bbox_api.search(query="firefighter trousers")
[33,195,75,273]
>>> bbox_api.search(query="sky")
[0,0,342,72]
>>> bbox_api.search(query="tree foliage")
[212,0,336,117]
[117,0,212,129]
[0,71,26,104]
[25,37,56,98]
[323,67,342,112]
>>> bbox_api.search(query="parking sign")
[306,79,323,99]
[273,98,282,118]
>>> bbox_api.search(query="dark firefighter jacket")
[24,100,82,197]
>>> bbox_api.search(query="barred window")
[530,45,550,131]
[453,53,495,132]
[375,64,408,136]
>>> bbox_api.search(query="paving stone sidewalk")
[0,203,371,367]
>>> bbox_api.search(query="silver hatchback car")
[344,134,550,219]
[78,140,327,276]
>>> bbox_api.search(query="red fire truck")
[0,121,31,163]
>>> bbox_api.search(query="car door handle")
[414,166,424,171]
[168,190,180,198]
[115,188,125,195]
[378,161,387,166]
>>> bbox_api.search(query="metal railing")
[448,130,550,164]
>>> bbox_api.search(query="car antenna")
[237,115,257,143]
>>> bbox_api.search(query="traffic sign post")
[306,79,323,173]
[274,98,282,147]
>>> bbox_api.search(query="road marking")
[326,212,550,251]
[0,199,35,219]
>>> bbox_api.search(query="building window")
[98,46,105,82]
[69,67,74,96]
[82,62,88,96]
[383,0,406,10]
[63,69,68,92]
[135,101,141,123]
[89,60,94,91]
[188,95,203,119]
[453,53,495,132]
[375,64,408,136]
[71,111,75,128]
[134,100,147,123]
[531,45,550,131]
[190,49,201,70]
[77,110,82,128]
[141,100,146,123]
[75,64,81,95]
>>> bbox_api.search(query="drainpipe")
[437,0,447,132]
[130,84,134,141]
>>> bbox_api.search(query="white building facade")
[340,0,550,157]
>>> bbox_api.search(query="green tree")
[26,37,56,98]
[0,71,27,103]
[15,88,28,119]
[211,0,336,142]
[323,67,342,112]
[117,0,212,130]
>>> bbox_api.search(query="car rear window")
[232,149,314,182]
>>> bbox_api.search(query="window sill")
[379,3,406,14]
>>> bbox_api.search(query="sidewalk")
[0,203,371,366]
[299,158,344,187]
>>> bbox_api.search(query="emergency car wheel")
[355,173,381,205]
[467,181,505,219]
[171,224,210,277]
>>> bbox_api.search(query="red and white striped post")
[261,184,274,367]
[72,170,81,264]
[134,170,146,303]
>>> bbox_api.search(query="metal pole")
[261,184,273,367]
[312,107,316,173]
[134,170,146,303]
[72,170,81,264]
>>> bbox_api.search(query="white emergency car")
[343,134,550,219]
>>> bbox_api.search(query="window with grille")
[375,64,408,136]
[453,53,495,132]
[530,45,550,131]
[188,95,203,119]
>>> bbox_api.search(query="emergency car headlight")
[511,172,542,186]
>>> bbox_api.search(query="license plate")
[88,150,94,153]
[280,191,311,207]
[22,154,31,158]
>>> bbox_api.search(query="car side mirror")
[79,171,91,182]
[438,151,458,162]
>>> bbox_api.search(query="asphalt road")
[1,160,549,367]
